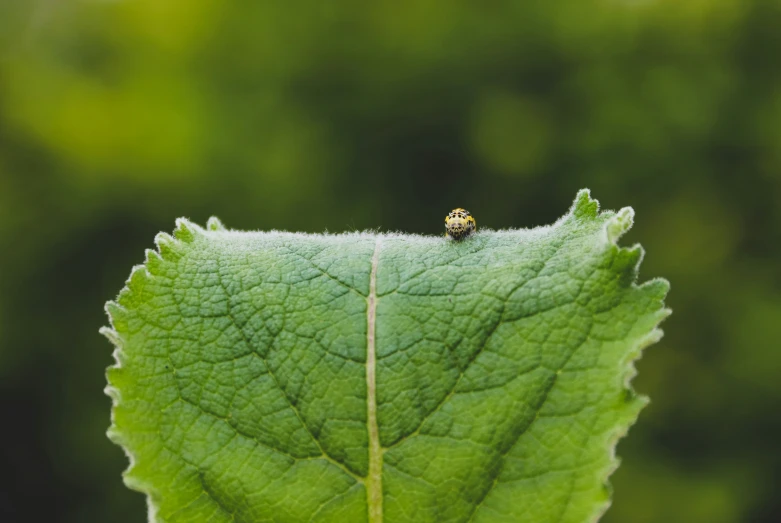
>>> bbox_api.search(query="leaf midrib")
[366,238,383,523]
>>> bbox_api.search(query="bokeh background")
[1,0,780,522]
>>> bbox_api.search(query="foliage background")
[1,0,779,522]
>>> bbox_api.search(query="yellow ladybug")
[445,208,476,240]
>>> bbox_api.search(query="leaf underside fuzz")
[103,190,670,523]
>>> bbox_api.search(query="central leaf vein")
[366,238,383,523]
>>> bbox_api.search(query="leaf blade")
[104,190,669,523]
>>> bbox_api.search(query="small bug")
[445,208,476,240]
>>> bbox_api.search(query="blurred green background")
[1,0,780,522]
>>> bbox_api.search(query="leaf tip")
[99,326,122,347]
[606,206,635,243]
[144,248,164,272]
[104,300,128,328]
[128,264,151,287]
[206,216,226,231]
[104,383,122,403]
[154,232,183,260]
[570,188,600,219]
[641,277,671,301]
[637,326,666,353]
[174,218,202,243]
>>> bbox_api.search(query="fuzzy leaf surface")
[103,190,669,523]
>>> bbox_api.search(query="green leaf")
[102,190,669,523]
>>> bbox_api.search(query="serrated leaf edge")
[584,193,670,523]
[102,217,206,522]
